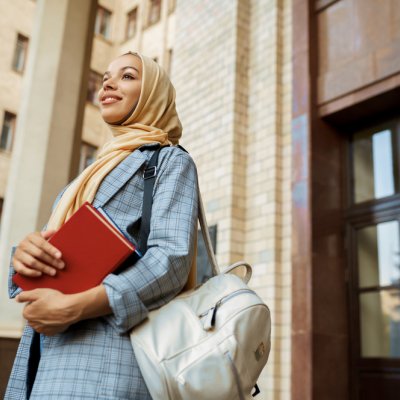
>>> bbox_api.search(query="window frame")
[95,6,112,40]
[79,142,98,173]
[146,0,162,28]
[86,70,103,106]
[12,33,29,73]
[125,7,138,40]
[315,0,342,12]
[346,116,400,376]
[0,111,17,152]
[165,48,173,76]
[348,118,400,208]
[0,197,3,230]
[168,0,176,14]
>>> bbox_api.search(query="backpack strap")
[138,144,222,279]
[138,145,164,254]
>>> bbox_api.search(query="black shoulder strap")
[138,145,189,254]
[138,146,163,254]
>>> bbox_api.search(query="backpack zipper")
[199,288,256,331]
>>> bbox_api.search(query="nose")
[103,76,117,90]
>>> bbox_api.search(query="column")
[0,0,97,337]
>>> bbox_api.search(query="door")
[347,118,400,400]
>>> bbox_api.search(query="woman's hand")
[12,230,65,277]
[16,288,77,336]
[15,285,112,336]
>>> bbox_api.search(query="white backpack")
[130,165,271,399]
[130,268,270,399]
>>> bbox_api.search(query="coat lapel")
[93,150,148,208]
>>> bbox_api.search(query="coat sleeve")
[102,149,198,334]
[8,247,20,298]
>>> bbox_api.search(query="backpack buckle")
[143,166,157,180]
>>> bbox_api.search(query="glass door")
[356,221,400,359]
[347,118,400,400]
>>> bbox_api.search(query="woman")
[5,52,198,399]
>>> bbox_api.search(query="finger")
[15,237,62,273]
[13,259,42,277]
[41,230,56,240]
[27,322,43,333]
[17,290,39,303]
[17,251,57,276]
[24,238,64,270]
[29,233,63,261]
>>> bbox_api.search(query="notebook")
[13,202,140,294]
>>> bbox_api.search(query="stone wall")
[174,1,292,398]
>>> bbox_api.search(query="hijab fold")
[47,53,182,230]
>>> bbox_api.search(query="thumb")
[41,229,56,240]
[16,290,40,303]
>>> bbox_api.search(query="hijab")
[47,53,182,230]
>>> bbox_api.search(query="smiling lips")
[101,94,122,105]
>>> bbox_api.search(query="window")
[357,221,400,357]
[12,34,29,73]
[165,49,173,76]
[351,120,399,204]
[126,8,138,39]
[315,0,341,12]
[347,118,400,365]
[168,0,176,14]
[147,0,162,27]
[0,198,3,229]
[87,70,103,106]
[79,142,97,173]
[95,6,112,40]
[0,112,16,151]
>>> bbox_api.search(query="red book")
[13,202,139,294]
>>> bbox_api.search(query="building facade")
[292,1,400,399]
[0,0,399,399]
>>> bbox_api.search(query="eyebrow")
[103,66,140,77]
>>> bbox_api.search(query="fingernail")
[58,261,65,269]
[50,270,56,276]
[55,251,62,258]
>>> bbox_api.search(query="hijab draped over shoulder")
[47,53,182,230]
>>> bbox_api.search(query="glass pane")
[353,128,395,203]
[357,221,400,288]
[360,290,400,358]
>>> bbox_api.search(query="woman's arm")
[17,148,198,335]
[16,284,112,335]
[102,148,198,333]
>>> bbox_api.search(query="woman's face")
[98,54,142,124]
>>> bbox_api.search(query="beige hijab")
[47,53,182,230]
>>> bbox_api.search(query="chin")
[101,112,124,125]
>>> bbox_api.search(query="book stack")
[13,202,140,294]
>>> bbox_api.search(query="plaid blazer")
[5,145,198,399]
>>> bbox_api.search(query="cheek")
[126,84,141,106]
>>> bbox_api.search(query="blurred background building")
[0,0,399,399]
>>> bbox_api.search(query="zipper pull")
[203,305,218,331]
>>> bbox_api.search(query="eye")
[122,74,134,80]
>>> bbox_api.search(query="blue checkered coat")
[5,145,198,399]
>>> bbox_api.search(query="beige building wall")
[0,0,36,199]
[246,2,292,399]
[0,0,292,398]
[174,1,292,398]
